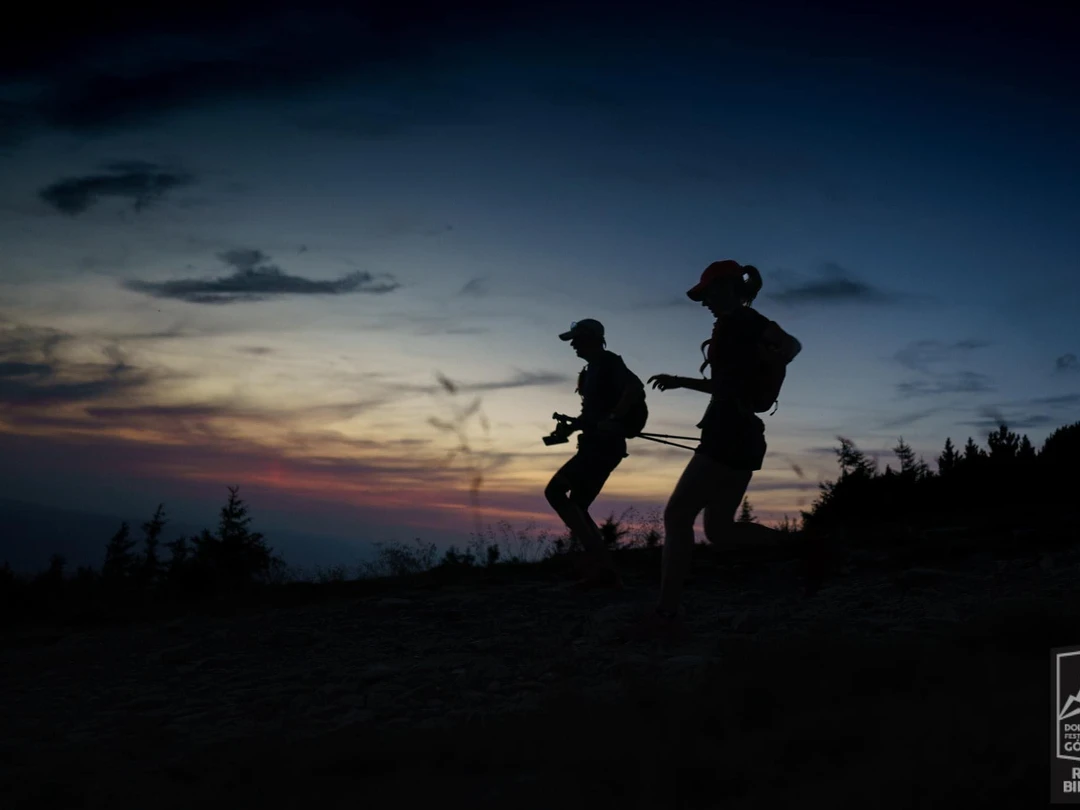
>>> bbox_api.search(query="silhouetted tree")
[1018,435,1036,461]
[836,436,877,478]
[987,423,1020,463]
[894,437,917,478]
[103,522,137,580]
[738,497,757,523]
[1039,421,1080,506]
[166,536,190,572]
[937,437,960,475]
[962,437,987,466]
[140,503,167,587]
[203,487,277,591]
[1041,421,1080,463]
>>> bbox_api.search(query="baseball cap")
[559,318,605,341]
[686,260,745,301]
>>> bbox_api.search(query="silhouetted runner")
[544,318,646,589]
[639,260,802,638]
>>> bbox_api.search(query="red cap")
[687,260,745,301]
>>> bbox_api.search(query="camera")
[542,412,577,446]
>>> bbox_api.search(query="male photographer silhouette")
[543,319,646,588]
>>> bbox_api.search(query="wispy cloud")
[2,5,526,142]
[0,348,153,409]
[1030,393,1080,408]
[878,407,945,430]
[385,370,571,396]
[894,339,990,374]
[0,318,186,415]
[459,276,489,297]
[0,361,52,377]
[463,370,569,392]
[628,295,699,311]
[892,338,993,400]
[895,372,995,398]
[39,161,194,215]
[965,405,1056,432]
[767,263,912,306]
[1056,353,1078,373]
[350,312,491,337]
[123,248,400,304]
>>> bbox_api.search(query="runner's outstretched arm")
[647,374,713,394]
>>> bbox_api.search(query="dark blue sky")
[0,1,1077,565]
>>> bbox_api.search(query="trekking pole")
[635,433,698,451]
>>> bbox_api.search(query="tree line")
[3,419,1077,627]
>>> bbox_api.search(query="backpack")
[621,370,649,438]
[579,355,650,438]
[700,312,797,415]
[750,319,796,413]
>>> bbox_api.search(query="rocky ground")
[2,539,1075,808]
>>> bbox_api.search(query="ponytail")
[697,261,764,374]
[742,264,762,304]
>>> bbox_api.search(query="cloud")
[767,263,911,306]
[895,372,995,398]
[38,161,194,215]
[350,312,491,337]
[123,248,400,304]
[387,370,571,397]
[0,360,150,407]
[1056,353,1079,373]
[894,339,990,374]
[0,321,73,364]
[459,276,489,297]
[0,361,52,377]
[878,407,944,430]
[463,370,570,392]
[2,4,529,142]
[628,295,699,311]
[891,338,994,400]
[1030,393,1080,408]
[0,318,179,413]
[965,406,1056,432]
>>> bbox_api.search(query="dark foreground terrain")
[2,536,1073,809]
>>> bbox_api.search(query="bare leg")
[545,474,613,572]
[702,467,756,549]
[659,452,719,613]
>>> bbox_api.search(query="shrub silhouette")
[738,497,757,524]
[801,420,1080,542]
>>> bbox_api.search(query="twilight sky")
[1,1,1077,566]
